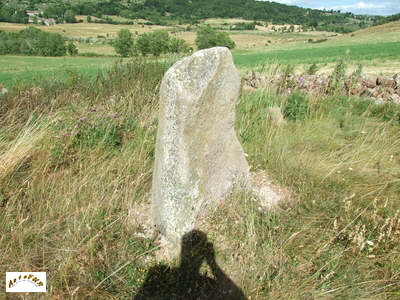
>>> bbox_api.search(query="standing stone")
[152,47,250,247]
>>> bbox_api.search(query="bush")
[146,30,170,57]
[306,63,319,75]
[0,27,67,56]
[113,29,134,57]
[135,31,188,57]
[169,37,191,54]
[230,22,256,30]
[67,42,78,56]
[195,25,235,50]
[283,91,309,121]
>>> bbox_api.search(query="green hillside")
[0,0,382,33]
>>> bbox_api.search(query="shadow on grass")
[134,230,246,300]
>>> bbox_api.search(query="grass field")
[1,56,399,299]
[2,19,399,87]
[233,21,400,69]
[0,56,120,87]
[233,41,400,68]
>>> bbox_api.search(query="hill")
[375,13,400,26]
[0,0,382,33]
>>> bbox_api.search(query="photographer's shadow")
[134,230,246,300]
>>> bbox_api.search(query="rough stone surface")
[152,47,250,247]
[390,93,400,105]
[393,73,400,88]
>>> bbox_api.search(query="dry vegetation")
[1,54,400,299]
[1,19,400,299]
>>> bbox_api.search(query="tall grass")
[1,58,399,299]
[218,90,400,298]
[0,59,168,298]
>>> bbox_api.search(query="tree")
[195,25,235,50]
[0,27,67,56]
[38,32,67,56]
[113,29,134,57]
[169,37,191,54]
[148,30,169,57]
[135,33,151,56]
[135,31,170,57]
[64,10,77,23]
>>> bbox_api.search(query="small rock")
[362,75,377,88]
[376,76,395,88]
[374,97,385,105]
[267,106,287,125]
[393,73,400,88]
[1,87,7,95]
[390,94,400,105]
[366,88,379,97]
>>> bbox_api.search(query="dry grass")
[76,43,116,56]
[1,55,400,299]
[0,117,49,180]
[0,22,171,39]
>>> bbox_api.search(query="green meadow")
[2,39,400,87]
[233,41,400,68]
[0,55,119,87]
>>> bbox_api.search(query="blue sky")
[270,0,400,16]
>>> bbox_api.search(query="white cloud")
[269,0,400,15]
[325,1,400,15]
[328,1,394,11]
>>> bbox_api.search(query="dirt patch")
[251,170,290,209]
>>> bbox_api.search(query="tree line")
[0,27,77,56]
[113,26,235,57]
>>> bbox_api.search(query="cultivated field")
[1,20,399,86]
[0,55,120,87]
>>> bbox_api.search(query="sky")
[270,0,400,16]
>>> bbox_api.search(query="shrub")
[169,37,191,54]
[283,91,309,121]
[147,30,170,57]
[306,63,319,75]
[67,42,78,56]
[113,29,134,57]
[0,27,67,56]
[136,31,186,57]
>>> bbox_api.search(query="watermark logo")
[6,272,46,293]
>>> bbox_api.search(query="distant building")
[26,10,43,23]
[44,18,56,26]
[26,10,55,26]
